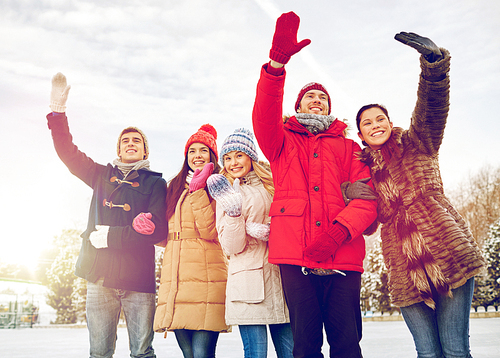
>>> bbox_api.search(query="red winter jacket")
[252,64,377,272]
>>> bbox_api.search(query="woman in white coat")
[207,128,293,358]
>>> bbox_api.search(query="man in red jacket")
[252,12,378,358]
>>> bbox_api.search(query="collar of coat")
[285,115,347,137]
[357,127,404,164]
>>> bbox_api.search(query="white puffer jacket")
[215,171,289,325]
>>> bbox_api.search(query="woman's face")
[223,151,253,179]
[187,143,211,171]
[357,107,393,150]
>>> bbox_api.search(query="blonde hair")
[220,160,274,196]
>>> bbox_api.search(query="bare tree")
[447,165,500,247]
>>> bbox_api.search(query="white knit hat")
[219,128,258,165]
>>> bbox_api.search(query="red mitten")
[189,162,214,193]
[133,212,155,235]
[269,12,311,65]
[303,222,349,262]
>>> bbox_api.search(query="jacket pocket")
[268,198,307,253]
[229,267,265,303]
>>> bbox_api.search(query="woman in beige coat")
[207,128,293,358]
[153,124,229,358]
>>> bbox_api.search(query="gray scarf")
[113,158,151,178]
[295,113,336,134]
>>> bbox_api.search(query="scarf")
[113,158,151,178]
[186,171,194,184]
[295,113,336,134]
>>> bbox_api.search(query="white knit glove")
[246,222,270,241]
[207,174,243,217]
[50,72,71,112]
[89,225,110,249]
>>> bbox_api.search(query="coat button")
[314,153,318,158]
[316,221,321,226]
[280,207,285,213]
[314,186,319,192]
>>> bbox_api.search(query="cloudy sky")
[1,0,499,267]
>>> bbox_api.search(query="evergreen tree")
[362,237,398,315]
[45,229,84,324]
[483,219,500,308]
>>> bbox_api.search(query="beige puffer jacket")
[215,171,289,325]
[154,186,229,333]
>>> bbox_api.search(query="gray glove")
[207,174,243,217]
[395,32,443,63]
[246,222,270,241]
[341,178,377,205]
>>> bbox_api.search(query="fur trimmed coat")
[358,49,485,309]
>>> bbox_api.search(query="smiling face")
[187,142,211,171]
[357,107,393,150]
[223,151,253,179]
[119,131,146,163]
[297,90,329,115]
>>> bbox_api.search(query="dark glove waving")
[395,32,442,63]
[269,11,311,65]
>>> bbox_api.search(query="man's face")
[119,132,146,163]
[297,90,329,115]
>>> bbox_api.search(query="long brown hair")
[165,149,221,221]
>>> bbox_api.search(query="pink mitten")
[133,212,155,235]
[189,162,214,193]
[269,12,311,65]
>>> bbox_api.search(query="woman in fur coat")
[350,32,485,357]
[206,128,293,358]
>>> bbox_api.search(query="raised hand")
[269,11,311,65]
[395,32,442,63]
[207,174,243,217]
[50,72,71,112]
[189,162,214,193]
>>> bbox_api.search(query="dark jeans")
[279,265,363,358]
[174,329,219,358]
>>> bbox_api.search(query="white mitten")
[50,72,71,112]
[89,225,110,249]
[246,222,270,241]
[207,174,243,217]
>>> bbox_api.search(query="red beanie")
[294,82,331,115]
[184,124,218,160]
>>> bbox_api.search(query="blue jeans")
[86,279,156,358]
[174,329,219,358]
[400,277,474,358]
[239,323,294,358]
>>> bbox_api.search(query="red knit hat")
[184,124,218,160]
[294,82,331,115]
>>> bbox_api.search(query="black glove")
[341,178,377,205]
[395,32,442,63]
